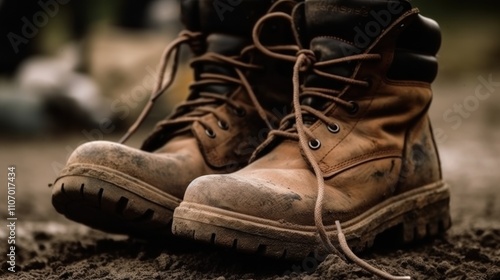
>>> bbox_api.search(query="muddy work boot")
[173,0,451,266]
[51,0,297,237]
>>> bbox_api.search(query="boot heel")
[401,198,451,243]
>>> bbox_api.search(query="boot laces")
[119,30,274,144]
[253,11,411,280]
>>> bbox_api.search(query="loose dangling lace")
[119,30,274,144]
[253,11,411,280]
[119,30,200,143]
[294,53,410,280]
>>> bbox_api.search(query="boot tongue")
[194,33,248,95]
[189,0,273,95]
[301,0,411,110]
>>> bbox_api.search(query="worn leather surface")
[61,0,298,200]
[184,4,443,225]
[304,0,411,41]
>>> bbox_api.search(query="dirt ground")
[0,79,499,280]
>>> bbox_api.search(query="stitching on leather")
[311,35,355,46]
[383,76,432,88]
[320,149,402,174]
[317,89,377,162]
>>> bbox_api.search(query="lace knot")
[296,49,316,71]
[180,30,205,54]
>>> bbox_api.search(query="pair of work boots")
[52,0,451,276]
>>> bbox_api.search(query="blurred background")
[0,0,499,229]
[0,0,187,137]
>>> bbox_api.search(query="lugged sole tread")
[52,175,177,237]
[173,183,451,260]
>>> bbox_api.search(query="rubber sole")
[51,164,182,237]
[172,181,451,260]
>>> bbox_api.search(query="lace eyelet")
[217,120,229,130]
[233,107,246,117]
[205,128,216,138]
[308,139,321,150]
[327,123,340,134]
[348,101,359,115]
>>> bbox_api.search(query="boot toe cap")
[60,141,192,199]
[66,141,156,179]
[183,173,315,225]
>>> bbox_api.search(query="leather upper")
[183,3,443,225]
[60,0,300,200]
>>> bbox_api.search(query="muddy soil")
[0,81,499,279]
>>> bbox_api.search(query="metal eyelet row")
[308,100,358,150]
[205,107,245,139]
[205,120,229,139]
[309,122,343,150]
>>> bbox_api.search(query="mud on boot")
[51,0,300,237]
[173,0,451,268]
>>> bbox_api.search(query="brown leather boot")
[173,0,451,264]
[51,0,299,237]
